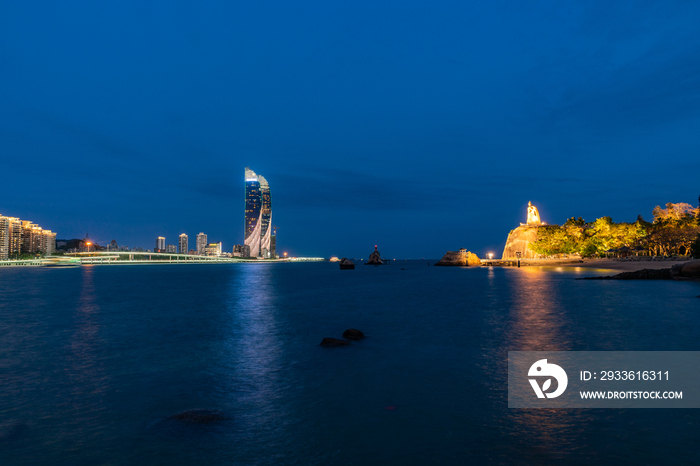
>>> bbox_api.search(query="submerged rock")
[342,329,365,340]
[320,338,351,347]
[434,248,481,266]
[168,409,226,424]
[339,258,355,269]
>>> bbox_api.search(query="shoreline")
[556,258,692,272]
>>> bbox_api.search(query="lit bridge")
[64,251,323,265]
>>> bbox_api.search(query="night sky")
[2,1,699,258]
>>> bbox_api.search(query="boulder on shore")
[434,249,481,266]
[339,258,355,269]
[320,338,351,347]
[677,259,700,278]
[342,329,365,340]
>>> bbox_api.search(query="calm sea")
[1,262,699,465]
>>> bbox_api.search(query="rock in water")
[342,329,365,340]
[434,248,480,266]
[168,409,226,424]
[365,245,384,265]
[339,258,355,269]
[678,260,700,278]
[320,338,351,347]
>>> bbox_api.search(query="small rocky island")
[435,248,481,266]
[339,258,355,269]
[365,245,384,265]
[502,201,545,260]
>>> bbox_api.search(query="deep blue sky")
[2,1,699,258]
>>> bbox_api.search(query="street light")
[86,241,91,253]
[488,252,493,260]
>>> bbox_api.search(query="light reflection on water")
[0,263,699,465]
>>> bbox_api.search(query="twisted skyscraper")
[244,167,273,258]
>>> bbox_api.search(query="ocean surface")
[1,261,699,465]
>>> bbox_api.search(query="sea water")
[1,262,699,465]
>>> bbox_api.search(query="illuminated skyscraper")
[244,167,273,257]
[196,233,207,255]
[156,236,165,252]
[179,234,188,254]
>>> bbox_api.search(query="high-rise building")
[179,234,188,254]
[0,215,56,258]
[244,167,273,257]
[7,217,22,258]
[0,216,9,260]
[156,236,165,252]
[196,233,207,255]
[166,244,177,253]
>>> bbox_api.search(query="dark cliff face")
[501,226,540,260]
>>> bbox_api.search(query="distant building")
[270,234,276,258]
[0,216,9,260]
[196,233,207,255]
[178,234,188,254]
[233,244,251,257]
[108,240,118,251]
[166,244,177,253]
[244,168,273,257]
[204,242,222,256]
[156,236,165,253]
[0,214,56,258]
[188,249,195,255]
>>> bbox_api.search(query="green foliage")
[690,234,700,259]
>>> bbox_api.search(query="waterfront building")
[260,175,272,257]
[204,242,222,256]
[232,244,251,257]
[41,231,56,255]
[244,167,273,257]
[178,234,188,254]
[166,244,177,253]
[8,217,22,257]
[270,234,276,258]
[108,240,118,251]
[155,236,165,253]
[0,216,9,260]
[196,233,207,255]
[0,215,56,257]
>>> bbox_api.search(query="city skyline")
[2,3,699,258]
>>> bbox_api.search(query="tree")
[691,234,700,259]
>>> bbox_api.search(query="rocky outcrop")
[320,338,351,347]
[365,246,383,265]
[579,260,700,280]
[434,249,481,266]
[342,329,365,340]
[168,409,226,423]
[339,258,355,269]
[676,259,700,278]
[502,225,541,259]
